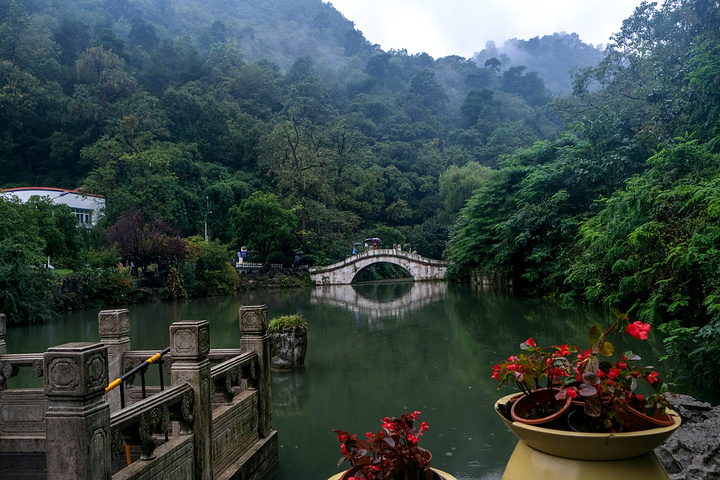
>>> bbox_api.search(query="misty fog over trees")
[2,0,720,389]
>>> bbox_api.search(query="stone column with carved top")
[170,320,213,480]
[98,309,130,412]
[0,313,6,354]
[44,342,111,480]
[239,305,272,437]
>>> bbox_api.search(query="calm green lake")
[5,283,676,479]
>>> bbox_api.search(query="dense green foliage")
[448,0,720,389]
[0,0,564,324]
[0,0,563,261]
[0,196,77,322]
[2,0,566,324]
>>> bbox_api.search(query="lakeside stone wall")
[657,392,720,479]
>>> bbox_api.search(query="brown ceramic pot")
[510,388,572,425]
[622,404,676,431]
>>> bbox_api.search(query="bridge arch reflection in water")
[310,282,447,327]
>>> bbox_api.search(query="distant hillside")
[473,33,604,93]
[19,0,601,92]
[32,0,377,71]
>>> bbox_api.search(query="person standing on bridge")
[352,246,357,255]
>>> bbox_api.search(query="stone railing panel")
[111,382,194,462]
[212,390,259,477]
[210,351,258,404]
[0,353,44,390]
[112,434,195,480]
[0,389,48,452]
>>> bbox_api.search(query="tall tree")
[107,211,187,272]
[229,191,297,261]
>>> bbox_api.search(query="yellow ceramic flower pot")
[495,393,681,480]
[327,468,457,480]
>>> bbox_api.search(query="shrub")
[267,314,307,333]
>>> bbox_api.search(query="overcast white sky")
[326,0,648,58]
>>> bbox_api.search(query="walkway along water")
[0,307,278,479]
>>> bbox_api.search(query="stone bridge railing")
[0,307,277,480]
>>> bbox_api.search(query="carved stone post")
[170,321,213,480]
[98,309,130,412]
[44,342,111,480]
[0,313,6,354]
[239,305,272,437]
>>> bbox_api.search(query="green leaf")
[599,340,615,357]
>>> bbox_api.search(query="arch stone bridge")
[309,248,450,285]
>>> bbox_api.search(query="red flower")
[525,337,536,348]
[420,421,429,431]
[382,418,394,430]
[411,411,421,419]
[647,371,659,385]
[567,387,578,399]
[626,321,651,340]
[617,361,627,370]
[577,349,592,361]
[608,368,621,379]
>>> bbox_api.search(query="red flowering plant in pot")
[334,411,434,480]
[492,338,578,424]
[556,309,673,432]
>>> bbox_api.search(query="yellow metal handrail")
[105,347,170,465]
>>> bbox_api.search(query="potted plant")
[493,308,674,431]
[493,308,681,471]
[554,309,673,432]
[267,313,308,370]
[332,411,456,480]
[492,338,576,425]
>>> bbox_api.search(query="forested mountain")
[0,0,578,258]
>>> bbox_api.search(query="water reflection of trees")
[441,284,670,391]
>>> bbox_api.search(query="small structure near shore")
[267,314,308,371]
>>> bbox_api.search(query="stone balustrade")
[0,305,278,480]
